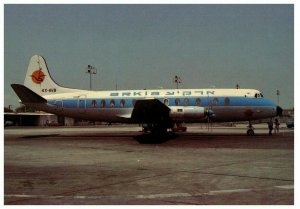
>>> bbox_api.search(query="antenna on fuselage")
[115,78,118,90]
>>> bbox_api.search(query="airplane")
[11,55,282,136]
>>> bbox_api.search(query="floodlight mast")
[276,90,280,105]
[174,75,182,89]
[85,65,97,90]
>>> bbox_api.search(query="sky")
[4,4,294,108]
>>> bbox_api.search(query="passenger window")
[184,98,189,105]
[101,100,106,108]
[92,100,97,108]
[175,98,180,106]
[163,98,169,105]
[195,98,201,106]
[224,97,230,105]
[120,99,125,108]
[110,100,115,107]
[213,98,219,105]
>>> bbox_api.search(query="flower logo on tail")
[31,69,45,84]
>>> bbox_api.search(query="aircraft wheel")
[151,127,167,136]
[247,129,255,136]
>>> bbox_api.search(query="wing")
[130,99,170,123]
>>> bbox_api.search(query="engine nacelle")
[169,106,206,121]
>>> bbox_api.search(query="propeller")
[205,107,216,132]
[205,94,216,132]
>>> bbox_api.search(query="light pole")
[174,75,182,89]
[85,65,97,90]
[8,105,14,112]
[276,90,280,105]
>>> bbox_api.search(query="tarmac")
[4,124,294,205]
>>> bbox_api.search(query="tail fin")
[24,55,79,96]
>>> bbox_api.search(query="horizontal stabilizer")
[11,84,47,103]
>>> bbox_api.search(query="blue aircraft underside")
[40,105,275,123]
[37,96,277,123]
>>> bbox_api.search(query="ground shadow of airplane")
[134,132,178,144]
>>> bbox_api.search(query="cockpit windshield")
[254,93,264,98]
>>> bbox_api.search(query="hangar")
[4,112,75,126]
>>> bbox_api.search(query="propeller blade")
[205,108,215,132]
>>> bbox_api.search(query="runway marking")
[5,185,294,201]
[136,193,191,199]
[274,185,294,190]
[205,189,251,195]
[5,194,64,199]
[5,193,193,200]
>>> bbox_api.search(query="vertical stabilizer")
[24,55,80,96]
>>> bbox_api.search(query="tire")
[247,129,254,136]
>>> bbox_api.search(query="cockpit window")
[255,93,264,98]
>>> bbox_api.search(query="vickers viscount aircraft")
[11,55,282,135]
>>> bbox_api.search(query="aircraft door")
[77,95,86,113]
[79,99,85,108]
[55,100,63,112]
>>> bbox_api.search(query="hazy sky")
[4,4,294,108]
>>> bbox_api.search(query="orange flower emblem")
[31,69,45,84]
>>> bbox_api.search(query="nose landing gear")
[247,121,255,136]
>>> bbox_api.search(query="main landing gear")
[171,122,187,132]
[138,123,175,144]
[142,123,169,135]
[247,121,255,136]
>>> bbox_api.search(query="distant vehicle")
[171,123,187,132]
[45,121,63,126]
[4,120,14,127]
[11,55,283,137]
[171,126,187,132]
[286,120,294,129]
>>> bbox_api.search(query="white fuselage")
[28,88,277,123]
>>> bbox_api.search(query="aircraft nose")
[276,106,283,116]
